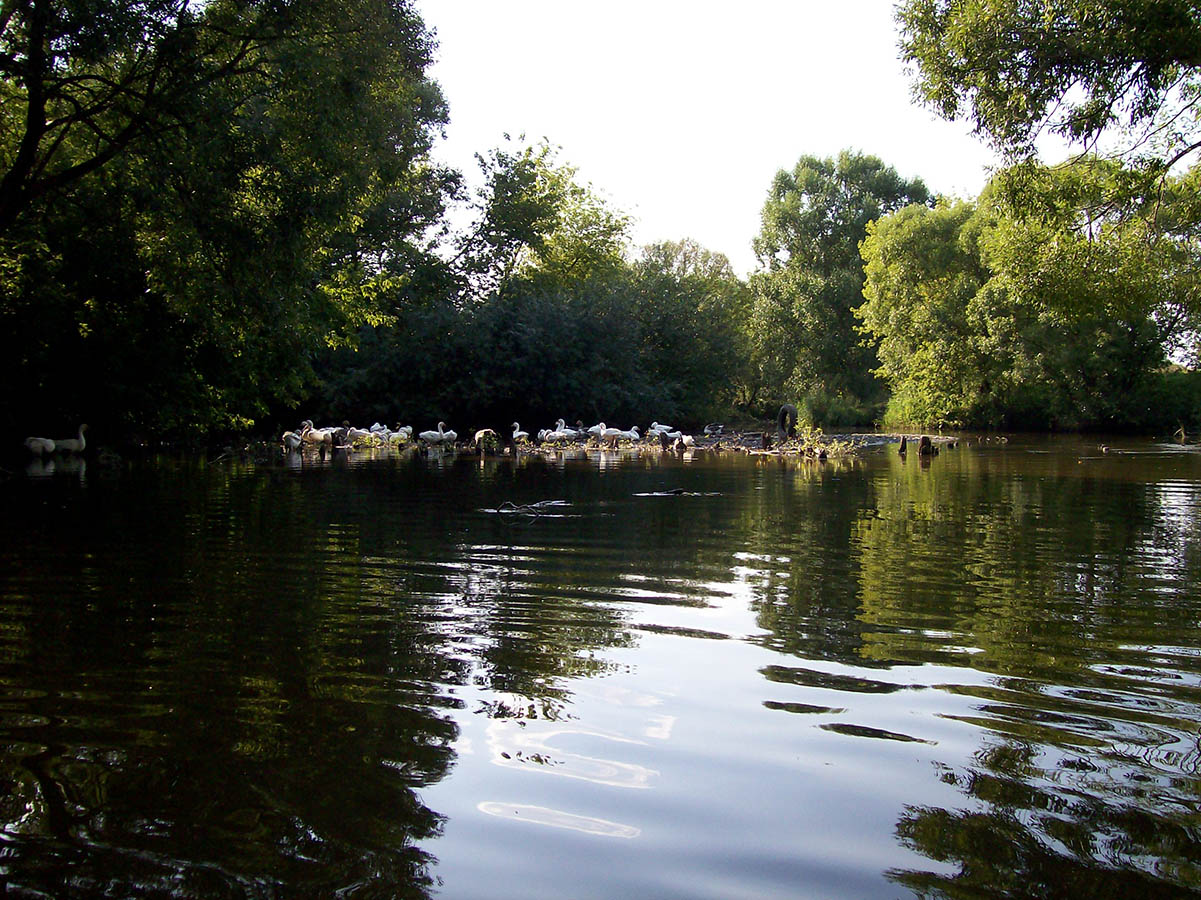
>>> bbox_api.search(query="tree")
[858,200,990,427]
[312,140,642,431]
[631,239,750,421]
[748,150,929,421]
[897,0,1201,169]
[859,159,1201,429]
[0,0,453,435]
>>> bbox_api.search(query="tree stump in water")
[918,435,938,456]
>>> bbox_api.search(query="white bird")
[419,422,454,445]
[512,422,529,443]
[23,436,55,456]
[55,424,88,453]
[299,420,333,447]
[554,418,581,439]
[601,424,624,446]
[387,425,413,445]
[649,421,674,434]
[587,422,605,438]
[620,425,640,441]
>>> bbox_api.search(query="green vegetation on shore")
[2,1,1198,446]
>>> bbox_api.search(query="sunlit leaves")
[897,0,1201,167]
[748,150,930,415]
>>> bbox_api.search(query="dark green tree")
[0,0,453,436]
[631,239,750,422]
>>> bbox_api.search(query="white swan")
[512,422,529,443]
[620,425,640,441]
[587,422,605,438]
[649,421,674,434]
[601,424,624,445]
[300,420,333,447]
[54,424,88,453]
[553,418,581,439]
[419,422,455,445]
[23,436,55,456]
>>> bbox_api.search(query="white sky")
[414,1,1003,276]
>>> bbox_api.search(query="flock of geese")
[281,417,698,452]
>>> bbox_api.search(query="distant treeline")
[1,1,1198,445]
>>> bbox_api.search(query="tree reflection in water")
[1,443,1199,897]
[739,446,1201,897]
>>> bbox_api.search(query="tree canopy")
[0,0,453,435]
[860,158,1201,429]
[747,150,929,421]
[897,0,1201,169]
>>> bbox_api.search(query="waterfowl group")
[276,414,703,456]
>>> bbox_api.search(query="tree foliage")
[859,158,1201,429]
[311,143,748,433]
[897,0,1201,168]
[0,0,452,436]
[748,150,929,420]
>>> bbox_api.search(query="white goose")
[300,420,333,448]
[601,424,624,446]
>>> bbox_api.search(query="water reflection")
[0,439,1198,897]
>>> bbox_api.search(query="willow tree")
[860,159,1201,429]
[748,150,929,423]
[897,0,1201,170]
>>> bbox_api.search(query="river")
[1,435,1199,898]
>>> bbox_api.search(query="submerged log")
[918,435,938,456]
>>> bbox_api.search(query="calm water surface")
[1,436,1200,898]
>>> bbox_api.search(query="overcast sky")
[413,1,1003,276]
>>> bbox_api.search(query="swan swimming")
[23,436,55,456]
[54,424,88,453]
